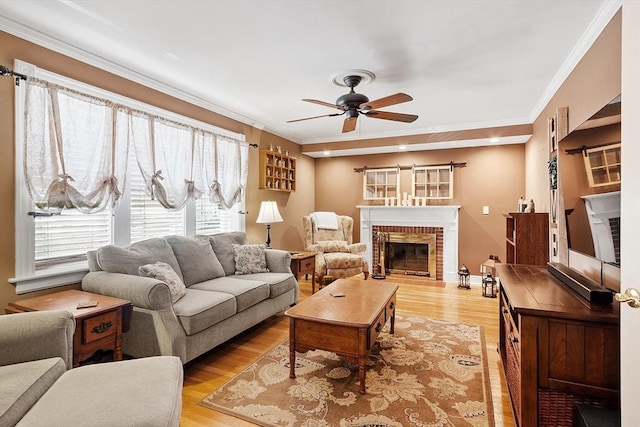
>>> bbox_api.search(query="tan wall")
[526,11,622,210]
[0,32,313,310]
[313,144,526,275]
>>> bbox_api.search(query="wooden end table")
[285,277,398,394]
[6,289,131,367]
[289,251,317,292]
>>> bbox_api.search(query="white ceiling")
[0,0,620,157]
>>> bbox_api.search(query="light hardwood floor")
[180,274,516,426]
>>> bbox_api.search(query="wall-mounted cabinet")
[412,166,453,199]
[259,150,296,192]
[363,168,399,200]
[583,143,621,187]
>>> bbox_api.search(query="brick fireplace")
[357,205,461,283]
[372,227,443,280]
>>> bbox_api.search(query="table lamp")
[256,200,283,248]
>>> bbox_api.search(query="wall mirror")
[558,96,621,290]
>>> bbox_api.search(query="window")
[12,60,246,294]
[583,143,621,187]
[362,168,400,200]
[412,166,453,200]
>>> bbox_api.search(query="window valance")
[23,75,247,214]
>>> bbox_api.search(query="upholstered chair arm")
[82,271,174,311]
[265,249,293,273]
[348,243,366,255]
[305,243,323,253]
[0,310,75,369]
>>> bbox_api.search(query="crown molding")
[0,15,267,132]
[528,0,622,122]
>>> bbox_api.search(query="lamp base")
[264,224,272,248]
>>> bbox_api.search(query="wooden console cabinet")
[504,212,549,265]
[497,264,619,427]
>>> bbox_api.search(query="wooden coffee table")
[285,277,398,394]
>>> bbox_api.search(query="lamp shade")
[256,201,283,224]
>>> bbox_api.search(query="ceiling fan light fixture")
[288,70,417,133]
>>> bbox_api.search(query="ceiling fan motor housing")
[336,92,369,108]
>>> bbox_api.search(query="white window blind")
[35,210,112,267]
[130,155,185,243]
[195,199,233,235]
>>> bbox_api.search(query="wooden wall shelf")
[259,150,296,192]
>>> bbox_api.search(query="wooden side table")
[289,251,317,293]
[6,289,131,367]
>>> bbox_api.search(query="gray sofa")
[0,310,183,427]
[82,231,298,364]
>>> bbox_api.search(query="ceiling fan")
[287,75,418,133]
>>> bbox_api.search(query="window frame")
[11,60,245,294]
[362,167,400,200]
[411,165,454,200]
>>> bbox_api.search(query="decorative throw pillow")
[232,244,270,275]
[315,240,349,253]
[139,261,186,303]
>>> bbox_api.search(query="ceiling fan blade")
[342,117,357,133]
[364,110,418,123]
[360,93,413,110]
[287,112,344,123]
[302,99,341,109]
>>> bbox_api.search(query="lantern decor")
[481,255,498,298]
[482,272,497,298]
[457,264,471,289]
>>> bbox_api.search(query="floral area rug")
[199,315,495,426]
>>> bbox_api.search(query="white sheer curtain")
[23,76,248,214]
[204,134,249,209]
[131,113,205,210]
[23,78,129,214]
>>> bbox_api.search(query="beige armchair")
[303,214,369,289]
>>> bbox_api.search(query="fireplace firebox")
[373,228,440,280]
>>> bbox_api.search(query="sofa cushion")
[209,232,248,276]
[234,272,297,299]
[190,277,270,312]
[172,289,236,336]
[16,357,183,427]
[166,235,225,286]
[96,238,183,281]
[232,244,269,275]
[315,240,349,253]
[139,262,186,303]
[0,357,66,427]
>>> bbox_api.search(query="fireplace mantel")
[357,205,461,283]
